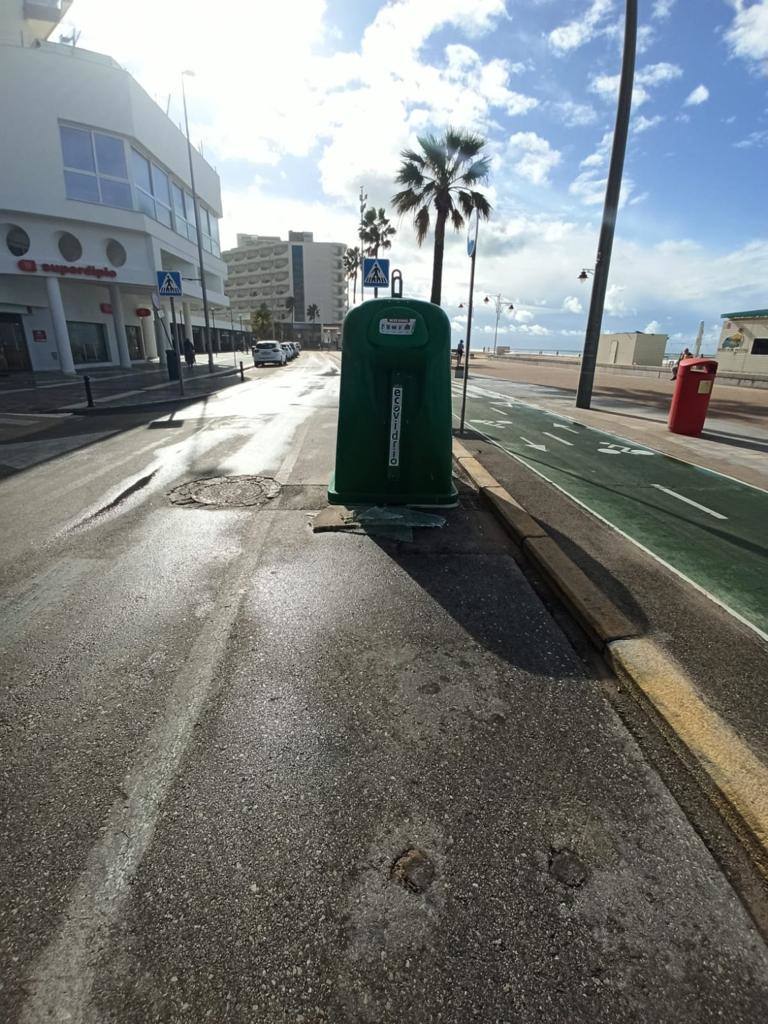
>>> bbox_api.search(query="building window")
[60,125,132,209]
[6,225,30,257]
[106,239,127,267]
[58,232,82,262]
[752,338,768,355]
[67,321,109,363]
[126,324,143,360]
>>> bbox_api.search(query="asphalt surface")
[454,377,768,640]
[2,353,768,1023]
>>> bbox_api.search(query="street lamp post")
[483,294,515,355]
[181,70,214,373]
[576,0,637,409]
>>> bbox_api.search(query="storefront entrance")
[0,313,32,371]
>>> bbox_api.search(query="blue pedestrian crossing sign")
[363,258,390,289]
[156,270,183,296]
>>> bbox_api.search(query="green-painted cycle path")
[453,381,768,639]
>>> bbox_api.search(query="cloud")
[644,320,662,333]
[725,0,768,72]
[563,296,584,314]
[548,0,615,54]
[590,61,683,108]
[684,84,710,106]
[652,0,676,19]
[551,100,599,127]
[604,284,631,316]
[634,114,663,133]
[514,309,535,323]
[735,129,768,148]
[507,132,562,185]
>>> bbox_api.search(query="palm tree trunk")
[352,274,357,304]
[431,205,448,305]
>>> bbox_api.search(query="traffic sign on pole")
[157,271,183,297]
[363,258,390,289]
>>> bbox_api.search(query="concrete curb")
[453,438,768,873]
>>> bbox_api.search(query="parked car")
[252,340,286,367]
[281,343,295,362]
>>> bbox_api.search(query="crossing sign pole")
[169,296,184,397]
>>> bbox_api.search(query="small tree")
[250,302,272,340]
[343,247,360,305]
[307,303,320,345]
[285,295,295,323]
[361,208,396,258]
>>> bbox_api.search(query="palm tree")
[284,295,295,323]
[343,247,360,305]
[250,302,272,340]
[307,302,320,344]
[392,127,491,305]
[360,208,396,259]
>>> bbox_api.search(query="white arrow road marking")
[599,443,655,456]
[520,437,547,451]
[552,423,580,434]
[543,432,574,446]
[651,484,728,520]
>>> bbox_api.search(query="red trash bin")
[668,358,718,436]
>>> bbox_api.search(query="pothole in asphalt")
[168,475,281,509]
[391,848,435,893]
[548,847,589,888]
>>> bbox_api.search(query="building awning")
[721,309,768,319]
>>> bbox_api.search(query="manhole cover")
[391,848,435,893]
[169,475,281,508]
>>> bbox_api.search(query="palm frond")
[395,161,425,188]
[450,208,464,232]
[459,157,491,185]
[414,206,430,246]
[470,191,492,218]
[391,188,423,214]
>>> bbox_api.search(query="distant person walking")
[456,339,464,367]
[671,347,693,381]
[183,338,195,369]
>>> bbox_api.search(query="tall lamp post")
[484,294,515,355]
[576,0,637,409]
[181,70,214,373]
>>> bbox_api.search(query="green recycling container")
[329,297,457,507]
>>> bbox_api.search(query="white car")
[253,340,286,367]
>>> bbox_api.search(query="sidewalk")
[0,356,248,415]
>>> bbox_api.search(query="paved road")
[2,353,768,1023]
[454,378,768,640]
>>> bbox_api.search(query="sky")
[63,0,768,353]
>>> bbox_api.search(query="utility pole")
[182,71,214,373]
[359,185,367,304]
[459,208,480,436]
[576,0,637,409]
[483,294,514,356]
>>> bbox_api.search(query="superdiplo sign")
[17,259,117,280]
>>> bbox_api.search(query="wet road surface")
[2,353,768,1023]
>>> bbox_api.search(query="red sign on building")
[32,330,47,342]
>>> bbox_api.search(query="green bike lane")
[453,381,768,640]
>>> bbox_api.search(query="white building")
[718,311,768,374]
[0,1,229,375]
[223,232,346,337]
[597,331,668,367]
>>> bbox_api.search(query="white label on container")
[389,386,403,466]
[698,380,712,395]
[380,318,416,336]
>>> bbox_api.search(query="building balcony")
[24,0,73,24]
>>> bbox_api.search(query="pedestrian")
[456,338,464,367]
[183,337,195,369]
[671,347,693,381]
